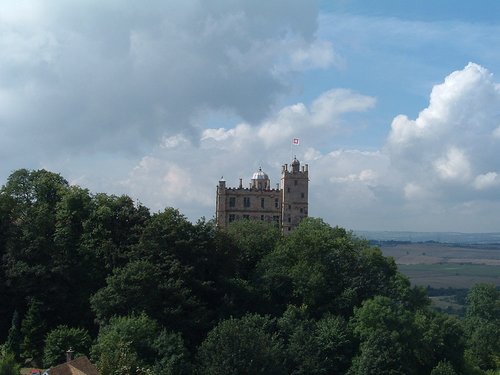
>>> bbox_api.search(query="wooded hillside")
[0,169,498,374]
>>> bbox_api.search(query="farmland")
[378,242,500,288]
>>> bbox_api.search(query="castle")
[216,158,309,234]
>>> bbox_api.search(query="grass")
[398,263,500,288]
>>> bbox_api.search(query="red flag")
[292,138,300,145]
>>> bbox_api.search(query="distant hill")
[355,230,500,245]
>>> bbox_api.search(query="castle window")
[243,214,250,219]
[229,197,236,207]
[243,197,251,207]
[229,214,235,222]
[301,193,304,198]
[300,208,303,213]
[288,217,291,223]
[294,180,298,186]
[273,215,279,222]
[261,198,265,208]
[274,198,278,208]
[261,215,264,220]
[288,205,291,210]
[287,187,290,193]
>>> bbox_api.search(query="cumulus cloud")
[386,63,500,193]
[473,172,499,190]
[257,89,375,147]
[3,2,500,233]
[107,63,500,231]
[366,62,500,230]
[0,0,327,164]
[434,147,471,182]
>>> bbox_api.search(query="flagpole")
[291,138,300,161]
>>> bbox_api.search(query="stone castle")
[216,158,309,234]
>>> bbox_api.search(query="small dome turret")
[252,168,269,180]
[251,167,270,190]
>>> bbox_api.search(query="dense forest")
[0,169,499,375]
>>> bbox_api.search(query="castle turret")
[216,177,227,227]
[251,168,270,190]
[281,158,308,234]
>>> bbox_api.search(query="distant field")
[379,243,500,288]
[398,263,500,288]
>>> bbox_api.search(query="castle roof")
[252,167,269,180]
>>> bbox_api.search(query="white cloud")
[493,126,500,139]
[288,40,338,70]
[3,2,500,233]
[257,89,375,147]
[310,89,376,126]
[473,172,499,190]
[434,147,471,182]
[386,63,500,196]
[0,1,323,164]
[404,183,429,201]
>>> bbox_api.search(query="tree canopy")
[0,168,498,374]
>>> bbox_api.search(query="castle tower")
[216,177,227,227]
[281,157,309,234]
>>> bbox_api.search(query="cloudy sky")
[2,0,500,232]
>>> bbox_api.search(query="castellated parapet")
[216,158,309,234]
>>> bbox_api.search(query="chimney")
[66,348,74,362]
[239,178,243,188]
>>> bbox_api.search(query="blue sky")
[1,1,500,232]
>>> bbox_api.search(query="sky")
[1,0,500,232]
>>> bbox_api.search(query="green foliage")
[91,314,189,375]
[464,284,500,372]
[1,168,497,375]
[196,314,285,375]
[0,351,20,375]
[151,330,191,375]
[466,283,500,321]
[278,305,354,374]
[90,260,175,324]
[430,360,457,375]
[43,326,91,367]
[258,218,402,317]
[3,311,21,360]
[20,299,46,365]
[414,311,465,373]
[348,331,408,375]
[226,219,280,278]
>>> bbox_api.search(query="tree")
[225,219,280,278]
[80,193,150,275]
[196,314,285,375]
[464,284,500,371]
[278,305,354,375]
[2,170,69,327]
[43,326,91,367]
[348,331,407,375]
[3,311,21,360]
[465,283,500,321]
[91,314,189,375]
[414,311,465,373]
[349,296,419,375]
[20,299,47,366]
[0,351,20,375]
[258,218,402,317]
[430,360,457,375]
